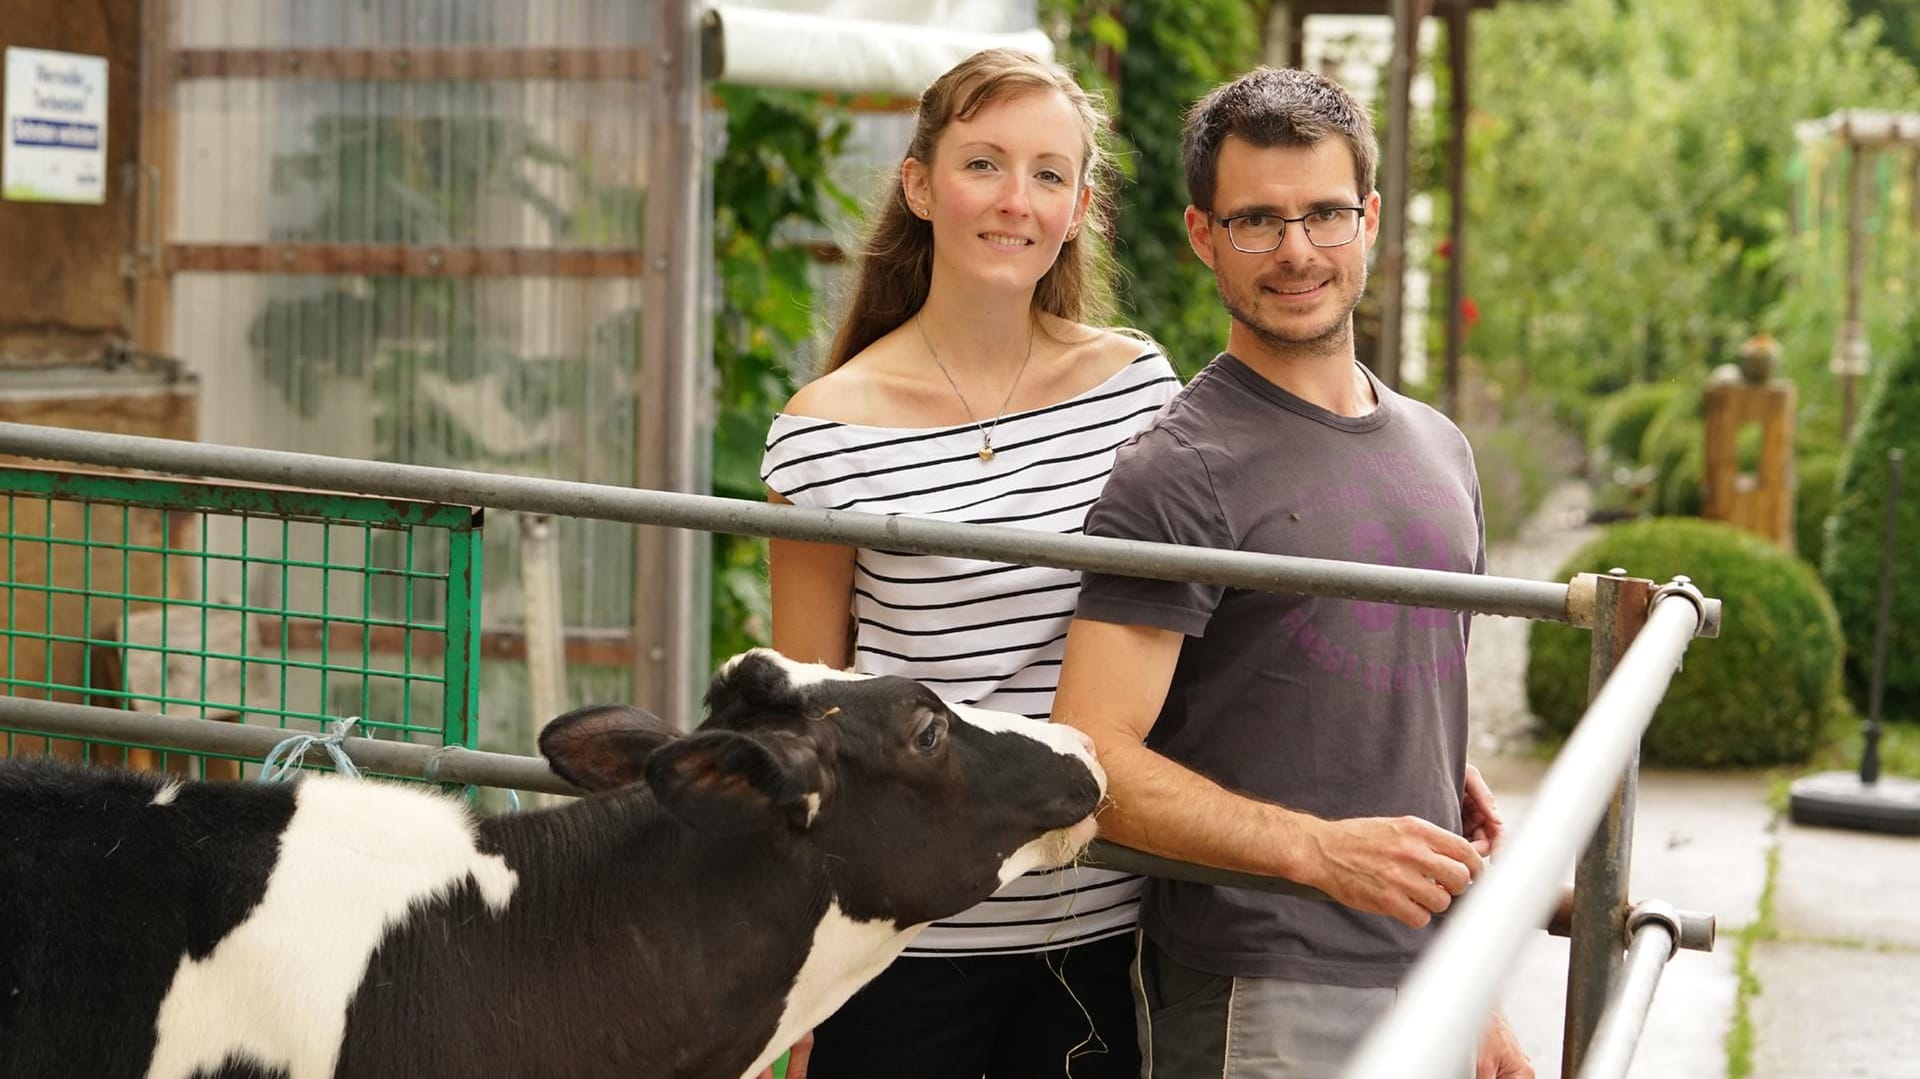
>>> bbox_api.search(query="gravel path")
[1468,481,1602,756]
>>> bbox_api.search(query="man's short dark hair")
[1181,67,1379,212]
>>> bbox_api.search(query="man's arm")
[1053,617,1486,929]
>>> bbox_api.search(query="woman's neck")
[913,269,1041,379]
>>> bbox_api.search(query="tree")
[1456,0,1918,422]
[1850,0,1920,67]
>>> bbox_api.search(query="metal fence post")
[1564,568,1653,1076]
[442,511,486,750]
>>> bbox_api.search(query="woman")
[759,48,1180,1079]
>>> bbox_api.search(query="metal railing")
[0,463,483,778]
[0,421,1722,1077]
[1341,583,1708,1079]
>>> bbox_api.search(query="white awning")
[705,2,1053,98]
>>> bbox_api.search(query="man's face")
[1185,136,1381,355]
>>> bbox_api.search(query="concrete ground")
[1466,483,1920,1079]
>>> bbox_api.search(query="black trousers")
[806,933,1141,1079]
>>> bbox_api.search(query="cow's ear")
[704,648,805,732]
[538,705,677,791]
[644,730,826,830]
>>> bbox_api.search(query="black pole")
[1862,447,1904,785]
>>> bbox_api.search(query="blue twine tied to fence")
[259,717,363,783]
[422,743,520,812]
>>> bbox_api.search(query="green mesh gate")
[0,465,482,778]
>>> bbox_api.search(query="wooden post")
[634,0,705,726]
[1909,147,1919,287]
[1703,338,1797,549]
[1442,5,1469,417]
[1835,141,1871,440]
[135,0,179,358]
[1263,1,1308,70]
[1376,0,1421,389]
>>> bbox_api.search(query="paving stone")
[1749,941,1920,1079]
[1773,822,1920,949]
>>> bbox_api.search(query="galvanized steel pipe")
[1573,904,1682,1079]
[0,423,1590,623]
[1338,593,1704,1079]
[0,696,578,796]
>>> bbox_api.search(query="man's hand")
[1462,763,1506,857]
[1476,1009,1533,1078]
[1305,816,1485,928]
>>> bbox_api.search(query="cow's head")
[537,648,1105,928]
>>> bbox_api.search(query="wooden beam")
[164,242,842,276]
[135,0,179,358]
[266,617,637,668]
[164,244,645,278]
[172,47,650,82]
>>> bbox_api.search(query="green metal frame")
[0,465,482,776]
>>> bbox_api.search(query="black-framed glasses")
[1212,206,1367,253]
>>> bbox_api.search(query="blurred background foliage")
[709,0,1920,741]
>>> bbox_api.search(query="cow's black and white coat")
[0,649,1106,1079]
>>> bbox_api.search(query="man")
[1052,67,1532,1078]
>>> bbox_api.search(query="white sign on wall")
[4,47,109,204]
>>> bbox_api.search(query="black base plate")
[1788,771,1920,835]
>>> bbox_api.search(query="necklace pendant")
[978,444,995,462]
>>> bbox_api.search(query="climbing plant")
[708,85,856,661]
[1047,0,1259,376]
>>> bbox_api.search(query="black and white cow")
[0,648,1106,1079]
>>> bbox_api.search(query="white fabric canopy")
[706,2,1053,98]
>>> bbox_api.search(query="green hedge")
[1527,518,1840,766]
[1586,382,1685,472]
[1637,386,1704,517]
[1821,329,1920,716]
[1795,450,1840,570]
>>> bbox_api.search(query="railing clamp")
[1625,898,1684,961]
[1649,575,1709,637]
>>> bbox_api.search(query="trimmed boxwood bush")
[1586,381,1685,472]
[1795,450,1840,569]
[1821,330,1920,715]
[1637,389,1704,518]
[1526,518,1840,767]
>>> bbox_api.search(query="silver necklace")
[914,313,1037,462]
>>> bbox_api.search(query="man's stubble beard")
[1217,259,1369,359]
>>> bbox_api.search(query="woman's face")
[904,89,1091,294]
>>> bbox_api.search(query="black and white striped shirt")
[761,352,1180,955]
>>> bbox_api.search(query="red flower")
[1436,238,1454,259]
[1461,296,1480,329]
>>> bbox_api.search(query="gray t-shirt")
[1076,353,1485,988]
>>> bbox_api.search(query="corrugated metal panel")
[160,0,658,756]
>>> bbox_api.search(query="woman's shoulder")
[1046,320,1172,388]
[780,332,921,426]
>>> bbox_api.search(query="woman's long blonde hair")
[823,48,1117,373]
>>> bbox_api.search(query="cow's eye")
[912,711,947,754]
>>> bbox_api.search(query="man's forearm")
[1094,737,1326,886]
